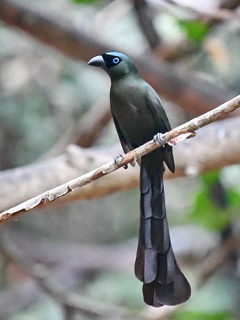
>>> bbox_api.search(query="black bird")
[88,52,191,307]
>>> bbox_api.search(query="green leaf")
[189,190,230,231]
[226,188,240,208]
[178,20,209,43]
[174,310,231,320]
[85,271,142,309]
[174,274,237,320]
[202,170,221,186]
[187,170,233,231]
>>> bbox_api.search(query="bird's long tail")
[134,162,191,307]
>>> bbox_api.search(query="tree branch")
[0,114,240,212]
[133,0,161,49]
[0,95,240,223]
[0,0,232,115]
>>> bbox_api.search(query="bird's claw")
[114,154,128,169]
[154,133,165,147]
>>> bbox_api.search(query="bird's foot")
[154,133,165,147]
[114,154,128,169]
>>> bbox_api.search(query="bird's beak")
[88,55,105,67]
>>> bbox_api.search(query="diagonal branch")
[1,115,240,212]
[0,95,240,224]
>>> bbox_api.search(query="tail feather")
[151,190,166,219]
[157,247,176,283]
[135,163,191,307]
[151,217,170,252]
[135,247,157,283]
[139,217,152,249]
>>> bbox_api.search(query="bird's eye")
[113,57,120,64]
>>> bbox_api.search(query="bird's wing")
[145,86,172,133]
[113,116,138,167]
[112,116,132,154]
[145,86,175,173]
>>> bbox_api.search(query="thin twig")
[198,234,240,285]
[0,95,240,223]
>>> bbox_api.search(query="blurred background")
[1,0,240,319]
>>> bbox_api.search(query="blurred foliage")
[9,297,63,320]
[85,271,142,309]
[175,311,231,320]
[178,20,210,43]
[0,28,107,168]
[1,0,240,319]
[174,273,240,320]
[188,170,240,231]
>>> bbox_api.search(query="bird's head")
[88,52,137,80]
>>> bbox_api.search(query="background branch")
[198,234,240,285]
[0,0,233,115]
[39,98,111,159]
[133,0,161,49]
[146,0,240,62]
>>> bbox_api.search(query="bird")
[88,52,191,307]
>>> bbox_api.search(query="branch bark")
[0,95,240,223]
[0,115,240,213]
[0,0,232,115]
